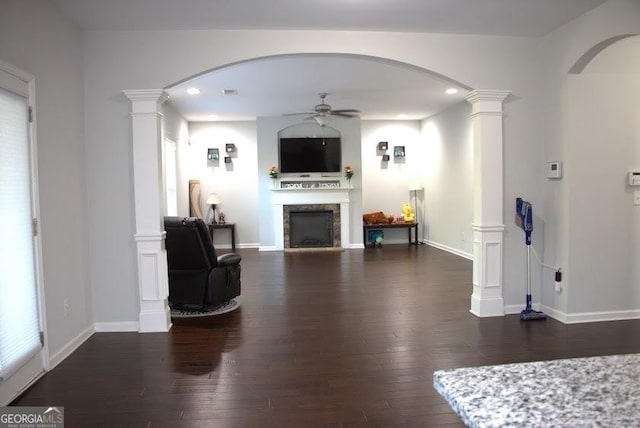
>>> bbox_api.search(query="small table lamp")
[206,193,221,224]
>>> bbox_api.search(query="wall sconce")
[207,148,219,161]
[394,146,406,157]
[225,143,236,153]
[377,141,388,151]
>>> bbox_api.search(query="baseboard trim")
[94,321,140,332]
[237,243,260,249]
[563,309,640,324]
[425,240,473,260]
[259,245,365,251]
[505,304,640,325]
[504,304,525,315]
[506,303,565,323]
[48,325,94,370]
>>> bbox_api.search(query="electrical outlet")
[64,299,70,317]
[634,191,640,206]
[555,270,563,293]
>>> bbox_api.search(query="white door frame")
[0,60,48,405]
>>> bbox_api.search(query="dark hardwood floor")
[12,245,640,427]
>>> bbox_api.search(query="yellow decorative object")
[402,204,415,222]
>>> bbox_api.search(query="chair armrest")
[217,253,241,266]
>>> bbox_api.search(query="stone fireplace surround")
[271,181,352,251]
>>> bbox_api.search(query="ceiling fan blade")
[330,112,359,118]
[283,112,314,116]
[331,109,361,114]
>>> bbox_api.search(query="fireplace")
[289,211,333,248]
[270,184,351,251]
[283,204,341,249]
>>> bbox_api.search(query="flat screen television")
[279,137,341,173]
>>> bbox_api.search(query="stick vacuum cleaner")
[515,198,547,321]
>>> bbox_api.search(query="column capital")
[465,89,511,105]
[123,89,169,113]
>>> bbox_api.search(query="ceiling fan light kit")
[314,115,329,127]
[285,93,361,125]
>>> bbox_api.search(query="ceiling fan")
[285,93,360,126]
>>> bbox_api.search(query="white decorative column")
[465,90,510,317]
[123,89,171,332]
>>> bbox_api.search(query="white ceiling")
[50,0,606,122]
[51,0,605,36]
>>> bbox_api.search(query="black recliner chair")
[164,216,241,310]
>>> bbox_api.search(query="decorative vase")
[188,179,203,219]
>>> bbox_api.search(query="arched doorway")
[124,54,510,332]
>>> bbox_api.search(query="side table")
[208,223,236,251]
[363,222,419,246]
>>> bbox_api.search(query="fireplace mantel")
[272,177,352,190]
[271,186,352,250]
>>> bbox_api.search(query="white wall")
[421,102,473,258]
[1,0,639,378]
[24,0,630,325]
[361,121,423,244]
[0,1,92,357]
[538,0,640,321]
[178,118,472,252]
[77,28,552,322]
[566,36,640,317]
[183,121,259,247]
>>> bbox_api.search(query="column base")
[139,302,172,332]
[470,292,505,317]
[134,232,171,333]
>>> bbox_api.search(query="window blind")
[0,86,41,382]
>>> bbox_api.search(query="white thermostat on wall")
[629,171,640,186]
[546,161,562,179]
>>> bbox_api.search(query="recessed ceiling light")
[221,89,238,96]
[187,87,200,95]
[445,88,459,95]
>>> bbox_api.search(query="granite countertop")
[433,353,640,428]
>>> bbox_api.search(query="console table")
[208,223,236,251]
[363,222,419,246]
